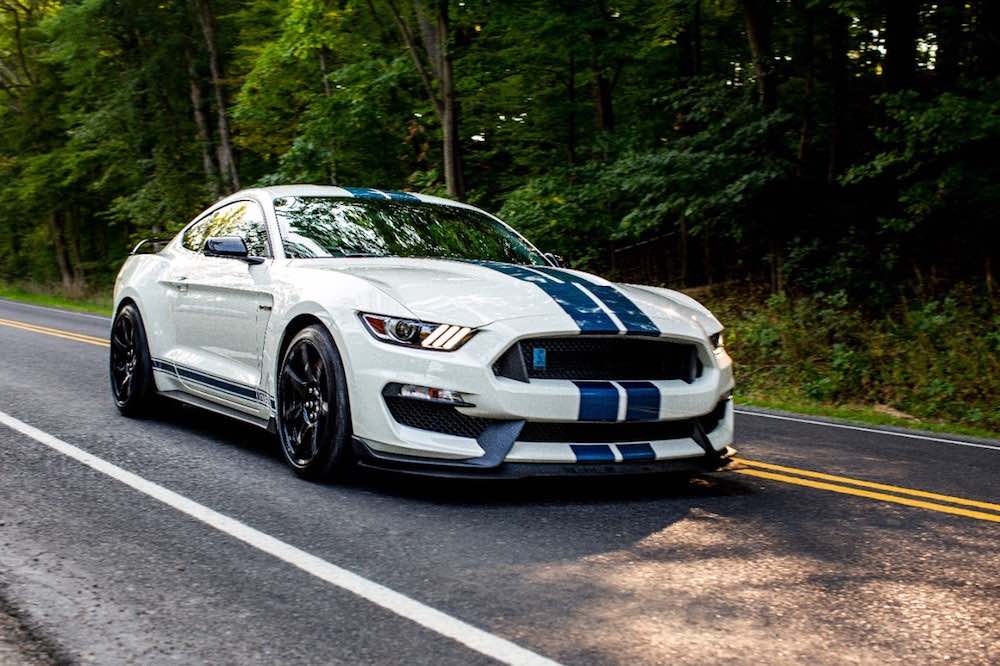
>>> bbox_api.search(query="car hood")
[295,257,721,336]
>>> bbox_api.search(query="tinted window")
[272,196,545,265]
[181,201,270,257]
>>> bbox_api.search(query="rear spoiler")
[130,237,171,255]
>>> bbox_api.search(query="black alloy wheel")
[277,325,352,479]
[110,303,155,415]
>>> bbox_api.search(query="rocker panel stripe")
[153,358,271,406]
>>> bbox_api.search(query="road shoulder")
[736,403,1000,446]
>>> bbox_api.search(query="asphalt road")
[0,297,997,665]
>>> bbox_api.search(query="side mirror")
[544,252,564,267]
[204,236,265,265]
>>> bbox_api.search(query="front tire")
[276,325,353,480]
[110,303,156,415]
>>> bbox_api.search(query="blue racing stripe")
[474,261,619,334]
[617,443,656,461]
[619,381,660,421]
[532,266,660,336]
[385,190,421,202]
[573,381,619,421]
[342,186,387,200]
[570,444,616,462]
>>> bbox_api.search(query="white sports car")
[111,185,735,479]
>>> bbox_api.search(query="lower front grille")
[384,397,496,439]
[386,395,730,443]
[518,420,693,442]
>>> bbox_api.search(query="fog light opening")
[383,382,474,407]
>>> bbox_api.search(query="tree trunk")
[742,0,777,110]
[796,4,815,171]
[185,48,220,199]
[935,0,964,88]
[318,47,333,97]
[436,2,464,200]
[971,0,1000,78]
[65,210,86,290]
[703,236,713,286]
[566,50,577,165]
[828,11,849,182]
[884,0,918,91]
[193,0,239,192]
[588,0,615,132]
[692,0,702,76]
[678,0,702,77]
[592,70,614,131]
[48,210,75,293]
[318,46,338,184]
[679,218,689,286]
[382,0,465,199]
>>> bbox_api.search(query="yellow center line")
[734,457,1000,513]
[735,467,1000,523]
[0,317,109,347]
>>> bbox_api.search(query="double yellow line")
[2,313,998,524]
[0,316,109,348]
[734,458,1000,523]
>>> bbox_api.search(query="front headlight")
[359,313,475,351]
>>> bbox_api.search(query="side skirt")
[159,390,273,431]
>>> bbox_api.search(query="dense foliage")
[0,1,997,427]
[709,286,1000,431]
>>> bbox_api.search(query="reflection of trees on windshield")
[273,197,545,265]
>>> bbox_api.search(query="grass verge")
[738,394,1000,441]
[0,284,113,317]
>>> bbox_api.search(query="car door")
[169,200,275,417]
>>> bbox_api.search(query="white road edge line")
[0,298,110,322]
[0,409,560,666]
[734,409,1000,452]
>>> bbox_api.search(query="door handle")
[172,276,188,292]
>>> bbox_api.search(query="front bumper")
[340,312,735,472]
[352,439,738,478]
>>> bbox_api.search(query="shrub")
[705,286,999,431]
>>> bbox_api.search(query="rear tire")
[110,303,156,416]
[276,324,353,480]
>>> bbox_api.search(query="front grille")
[493,337,702,383]
[386,395,730,443]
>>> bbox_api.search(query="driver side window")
[181,201,271,257]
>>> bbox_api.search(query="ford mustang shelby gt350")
[111,185,734,479]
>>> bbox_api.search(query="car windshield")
[272,196,546,265]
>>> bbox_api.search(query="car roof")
[223,184,484,214]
